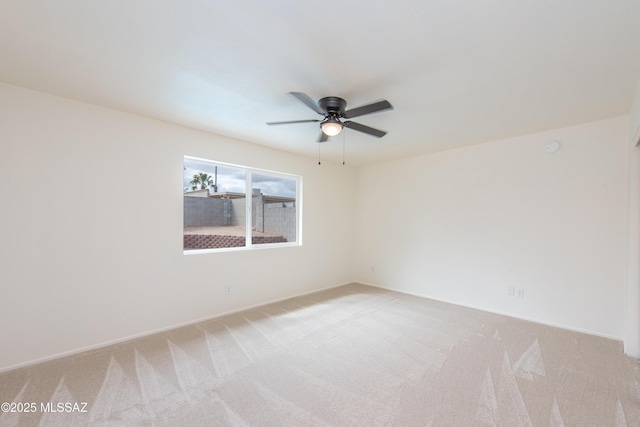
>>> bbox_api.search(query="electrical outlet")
[516,288,525,299]
[506,286,515,296]
[371,265,375,273]
[224,285,232,295]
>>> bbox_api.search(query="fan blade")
[318,131,329,142]
[266,119,320,125]
[343,100,393,119]
[290,92,324,115]
[344,121,387,138]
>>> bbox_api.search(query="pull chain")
[318,142,321,165]
[342,131,346,165]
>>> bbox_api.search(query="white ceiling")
[1,1,640,166]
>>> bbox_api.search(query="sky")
[183,157,297,198]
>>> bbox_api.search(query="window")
[183,156,301,252]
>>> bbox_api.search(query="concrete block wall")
[262,204,296,242]
[183,234,287,249]
[230,197,247,226]
[183,234,245,249]
[183,197,227,227]
[184,194,296,243]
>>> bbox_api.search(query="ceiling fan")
[267,92,393,142]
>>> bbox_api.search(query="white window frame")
[183,156,302,254]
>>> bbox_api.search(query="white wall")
[1,79,635,371]
[626,79,640,358]
[355,116,629,339]
[0,82,357,371]
[631,80,640,147]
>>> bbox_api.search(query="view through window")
[183,156,300,252]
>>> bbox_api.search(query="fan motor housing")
[318,97,347,115]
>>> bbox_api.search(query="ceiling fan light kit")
[321,118,343,136]
[267,92,393,143]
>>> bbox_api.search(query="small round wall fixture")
[545,140,560,153]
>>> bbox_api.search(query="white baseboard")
[5,280,626,374]
[356,281,623,342]
[0,281,353,374]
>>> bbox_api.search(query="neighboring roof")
[263,195,296,204]
[183,189,210,198]
[208,192,246,199]
[207,192,295,204]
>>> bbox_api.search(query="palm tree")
[190,172,215,191]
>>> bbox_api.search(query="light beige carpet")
[1,283,639,426]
